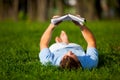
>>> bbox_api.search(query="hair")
[60,56,81,70]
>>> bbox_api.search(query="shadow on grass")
[98,53,120,68]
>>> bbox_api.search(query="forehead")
[63,53,79,62]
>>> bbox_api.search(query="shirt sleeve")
[39,48,54,65]
[86,47,98,60]
[85,47,99,69]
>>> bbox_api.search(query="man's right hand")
[51,15,62,25]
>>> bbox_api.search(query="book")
[51,14,86,25]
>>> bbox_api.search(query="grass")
[0,20,120,80]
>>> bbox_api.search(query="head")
[60,51,81,69]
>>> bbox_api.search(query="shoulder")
[39,48,52,57]
[39,48,54,65]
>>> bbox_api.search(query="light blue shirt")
[39,45,98,69]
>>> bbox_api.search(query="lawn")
[0,20,120,80]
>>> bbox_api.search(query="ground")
[0,20,120,80]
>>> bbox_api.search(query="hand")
[72,20,80,26]
[52,15,60,18]
[51,15,62,25]
[72,15,83,26]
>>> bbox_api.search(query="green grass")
[0,20,120,80]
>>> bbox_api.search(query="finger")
[52,15,60,19]
[76,15,81,17]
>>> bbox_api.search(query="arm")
[79,25,96,48]
[40,15,62,50]
[40,23,55,50]
[73,21,96,48]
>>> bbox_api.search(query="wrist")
[49,23,56,29]
[79,25,85,30]
[50,23,56,27]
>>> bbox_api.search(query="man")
[39,15,98,70]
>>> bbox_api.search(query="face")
[62,51,79,62]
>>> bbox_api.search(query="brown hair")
[60,56,81,69]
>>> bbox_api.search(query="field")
[0,20,120,80]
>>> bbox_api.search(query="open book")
[51,14,86,25]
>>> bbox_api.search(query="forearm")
[79,25,96,48]
[40,23,55,50]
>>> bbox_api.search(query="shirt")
[39,43,98,69]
